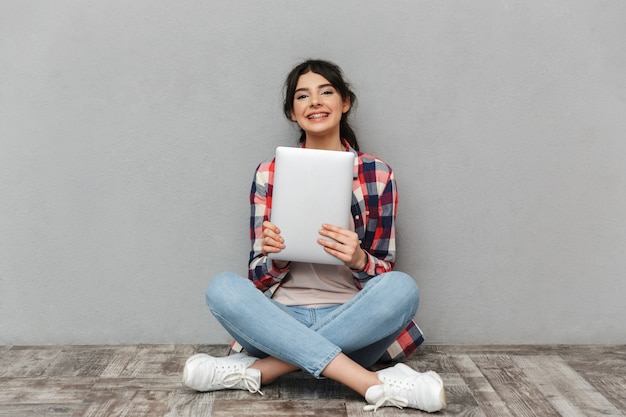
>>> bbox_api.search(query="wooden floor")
[0,344,624,417]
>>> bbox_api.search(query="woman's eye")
[296,94,308,100]
[321,90,333,95]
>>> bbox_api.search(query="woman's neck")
[304,135,345,151]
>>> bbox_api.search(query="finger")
[319,226,358,247]
[264,235,285,250]
[263,221,281,235]
[318,238,363,269]
[319,226,345,242]
[263,245,283,255]
[320,223,349,235]
[263,239,285,256]
[262,223,285,256]
[263,222,284,243]
[320,244,350,263]
[317,237,347,255]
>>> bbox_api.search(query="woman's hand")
[318,224,367,270]
[262,221,289,269]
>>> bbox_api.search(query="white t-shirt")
[272,261,359,307]
[272,216,359,307]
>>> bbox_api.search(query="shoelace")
[221,369,264,396]
[363,386,408,412]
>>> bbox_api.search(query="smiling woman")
[182,59,446,413]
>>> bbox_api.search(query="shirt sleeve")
[351,161,398,284]
[248,161,290,291]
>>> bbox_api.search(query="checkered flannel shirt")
[235,142,423,361]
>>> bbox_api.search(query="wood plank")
[424,344,626,356]
[100,345,139,377]
[421,344,569,356]
[0,404,85,417]
[560,345,626,412]
[406,349,460,374]
[434,374,487,417]
[470,354,561,417]
[586,374,626,412]
[211,399,347,416]
[164,390,214,417]
[0,377,95,403]
[79,389,174,417]
[449,354,512,417]
[90,377,182,391]
[561,345,626,376]
[0,346,62,377]
[119,344,195,378]
[512,354,624,417]
[42,346,126,377]
[82,378,182,417]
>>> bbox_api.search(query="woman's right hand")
[261,221,288,268]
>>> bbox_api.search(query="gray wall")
[1,1,625,345]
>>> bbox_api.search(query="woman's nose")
[310,94,321,106]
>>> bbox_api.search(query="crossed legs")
[185,272,446,412]
[205,271,419,389]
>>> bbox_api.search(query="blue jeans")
[205,271,419,378]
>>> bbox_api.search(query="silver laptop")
[268,146,355,265]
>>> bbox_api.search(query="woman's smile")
[307,112,330,120]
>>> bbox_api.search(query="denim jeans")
[205,271,419,377]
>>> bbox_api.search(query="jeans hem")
[308,346,342,378]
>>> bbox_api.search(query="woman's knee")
[379,271,420,311]
[205,271,247,310]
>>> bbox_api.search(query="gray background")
[1,1,625,345]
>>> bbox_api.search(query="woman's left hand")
[318,224,367,270]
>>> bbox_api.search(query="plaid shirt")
[241,142,424,361]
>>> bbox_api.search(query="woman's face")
[290,71,350,140]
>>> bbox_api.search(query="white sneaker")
[364,363,446,413]
[182,353,263,395]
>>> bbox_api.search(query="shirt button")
[359,240,362,244]
[355,215,360,220]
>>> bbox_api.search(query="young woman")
[183,59,446,413]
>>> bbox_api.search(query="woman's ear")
[342,97,351,114]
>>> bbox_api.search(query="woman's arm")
[248,161,290,291]
[351,160,398,284]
